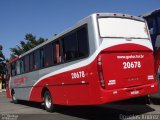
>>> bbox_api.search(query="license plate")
[131,90,139,95]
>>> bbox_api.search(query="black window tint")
[63,33,78,61]
[40,48,44,68]
[29,53,35,71]
[77,27,89,58]
[16,60,20,75]
[25,55,29,72]
[53,42,61,64]
[35,50,40,69]
[11,62,16,76]
[44,44,53,67]
[20,58,25,74]
[53,42,56,64]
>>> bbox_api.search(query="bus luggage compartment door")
[100,52,155,90]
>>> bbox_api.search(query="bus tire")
[44,91,54,112]
[11,90,18,104]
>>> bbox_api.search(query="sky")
[0,0,160,58]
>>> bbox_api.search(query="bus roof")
[17,13,144,59]
[96,13,144,21]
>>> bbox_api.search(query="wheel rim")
[12,94,16,101]
[45,94,52,109]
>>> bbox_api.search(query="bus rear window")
[98,17,149,39]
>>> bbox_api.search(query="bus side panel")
[14,87,31,101]
[29,85,67,104]
[61,60,102,105]
[48,85,67,105]
[29,75,67,104]
[29,59,102,105]
[29,87,43,102]
[10,71,40,101]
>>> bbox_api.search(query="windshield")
[98,17,149,39]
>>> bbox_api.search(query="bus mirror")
[155,35,160,48]
[149,28,153,35]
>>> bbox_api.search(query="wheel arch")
[11,89,15,95]
[41,87,50,101]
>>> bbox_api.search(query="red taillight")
[97,55,105,89]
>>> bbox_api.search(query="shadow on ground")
[12,98,156,120]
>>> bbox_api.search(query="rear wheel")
[11,91,18,104]
[44,91,54,112]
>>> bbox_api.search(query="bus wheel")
[44,91,54,112]
[11,91,18,104]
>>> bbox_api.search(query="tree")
[10,33,47,59]
[0,45,5,60]
[0,44,6,75]
[0,45,7,89]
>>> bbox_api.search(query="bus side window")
[56,43,61,63]
[25,55,29,73]
[44,44,53,67]
[62,33,78,61]
[40,48,44,68]
[16,60,20,75]
[20,58,25,74]
[77,26,89,58]
[53,41,61,64]
[11,62,16,76]
[29,53,35,71]
[34,50,40,70]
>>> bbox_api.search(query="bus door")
[6,64,11,98]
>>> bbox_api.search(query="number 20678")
[123,61,141,69]
[71,71,85,79]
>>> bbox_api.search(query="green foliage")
[10,33,47,60]
[0,44,6,75]
[0,45,5,62]
[0,45,2,50]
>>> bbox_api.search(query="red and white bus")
[6,13,158,112]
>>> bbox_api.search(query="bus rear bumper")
[100,82,158,104]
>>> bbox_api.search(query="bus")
[143,9,160,100]
[6,13,158,112]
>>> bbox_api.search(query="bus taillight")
[97,55,105,89]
